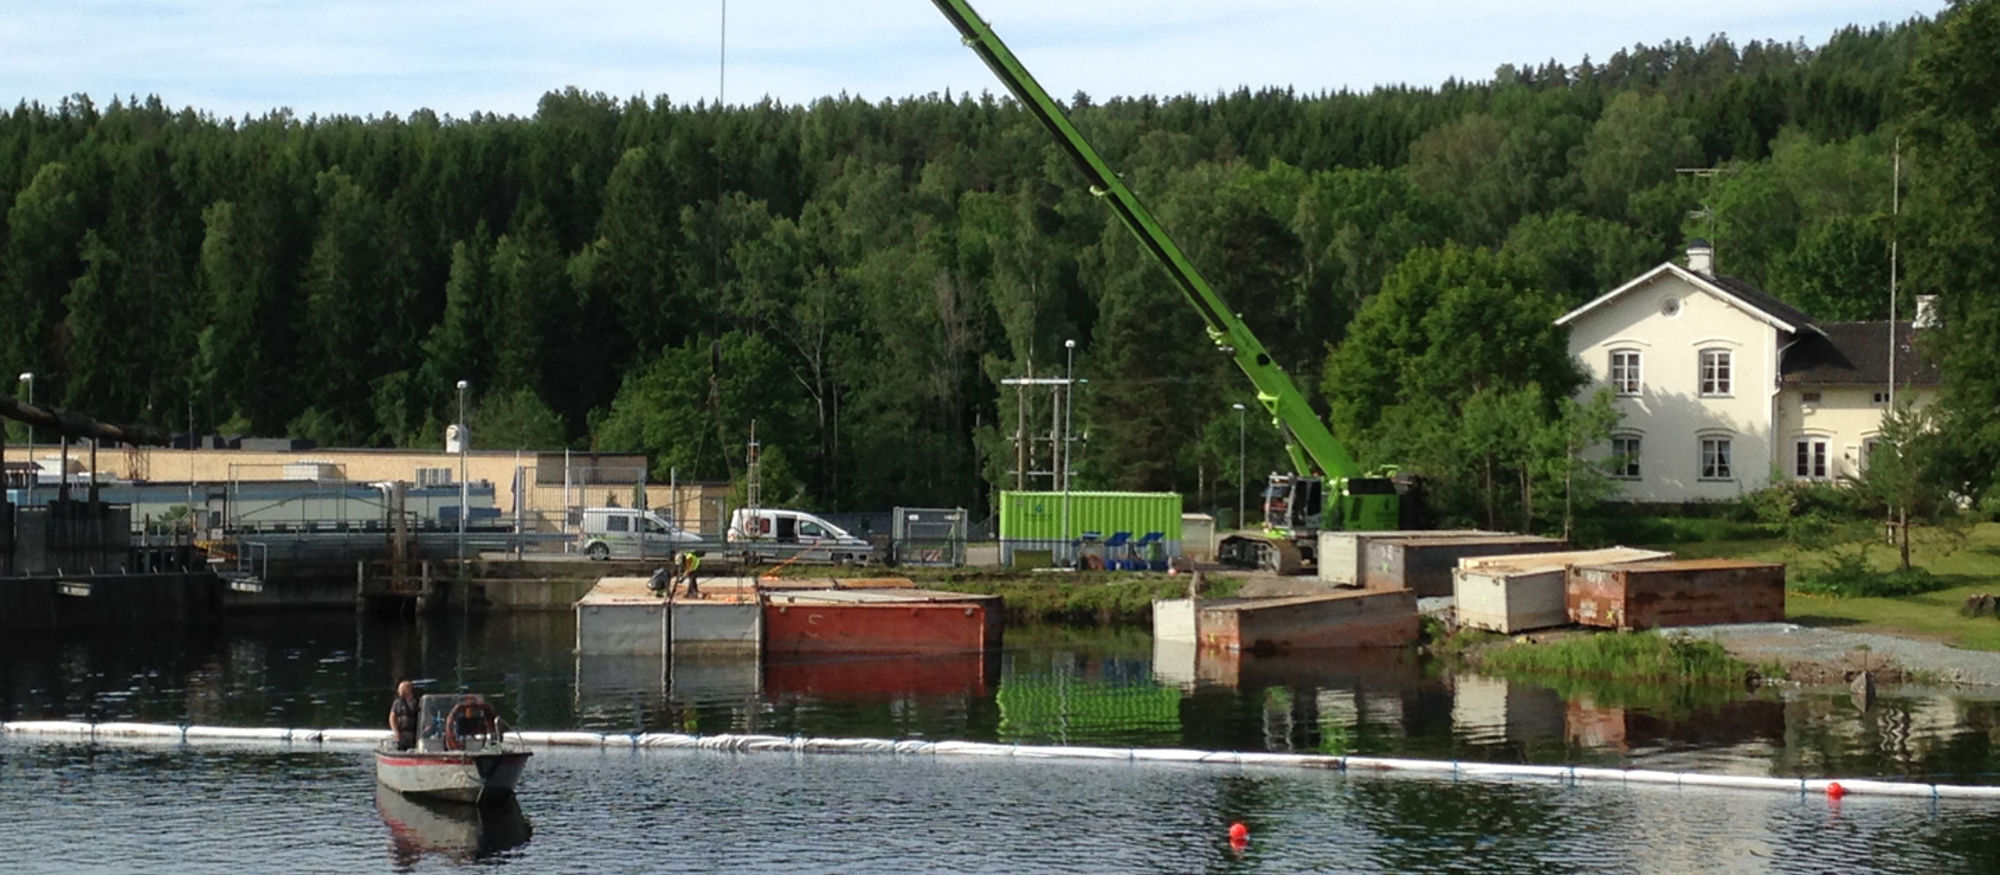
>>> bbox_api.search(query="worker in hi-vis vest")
[679,550,702,599]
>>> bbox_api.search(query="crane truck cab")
[577,507,703,560]
[726,508,874,565]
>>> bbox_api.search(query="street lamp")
[1063,339,1077,490]
[456,379,469,572]
[1063,339,1076,565]
[18,372,33,507]
[1232,403,1247,529]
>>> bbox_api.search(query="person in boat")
[388,680,419,751]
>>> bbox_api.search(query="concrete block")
[1195,590,1418,652]
[576,601,667,655]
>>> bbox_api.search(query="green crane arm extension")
[927,0,1362,481]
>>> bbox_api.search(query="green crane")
[927,0,1408,571]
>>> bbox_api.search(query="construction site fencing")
[999,536,1181,570]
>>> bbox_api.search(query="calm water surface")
[4,612,2000,872]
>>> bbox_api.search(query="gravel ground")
[1673,622,2000,687]
[1218,578,2000,687]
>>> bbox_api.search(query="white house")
[1556,240,1940,503]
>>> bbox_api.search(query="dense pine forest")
[5,3,1999,527]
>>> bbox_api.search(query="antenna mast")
[1889,138,1900,409]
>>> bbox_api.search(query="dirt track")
[1674,623,2000,686]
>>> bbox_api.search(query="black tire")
[586,543,609,561]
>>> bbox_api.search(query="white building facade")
[1557,241,1939,504]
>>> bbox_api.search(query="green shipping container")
[998,491,1182,542]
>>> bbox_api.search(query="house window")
[1610,435,1642,479]
[1700,437,1733,481]
[1862,439,1884,472]
[1801,392,1822,404]
[1699,349,1732,396]
[1873,392,1890,405]
[1794,438,1831,480]
[1610,349,1641,395]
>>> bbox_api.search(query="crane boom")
[926,0,1362,483]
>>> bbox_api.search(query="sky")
[3,0,1945,120]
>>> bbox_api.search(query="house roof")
[1705,275,1819,337]
[1780,321,1943,387]
[1555,263,1820,335]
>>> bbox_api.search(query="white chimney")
[1686,238,1714,278]
[1914,295,1940,329]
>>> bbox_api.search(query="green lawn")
[1663,522,2000,651]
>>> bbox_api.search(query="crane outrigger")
[927,0,1416,571]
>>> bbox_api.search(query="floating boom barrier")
[6,720,1997,802]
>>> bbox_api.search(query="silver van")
[577,507,702,560]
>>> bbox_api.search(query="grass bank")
[925,573,1242,625]
[1471,630,1757,685]
[1667,522,2000,651]
[760,565,1240,625]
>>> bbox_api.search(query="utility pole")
[17,372,33,508]
[745,420,761,511]
[1233,402,1247,529]
[1062,339,1076,555]
[456,379,469,576]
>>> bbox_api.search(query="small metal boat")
[375,693,532,803]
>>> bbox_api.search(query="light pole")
[1063,339,1075,563]
[456,379,469,573]
[18,372,33,507]
[1232,402,1247,529]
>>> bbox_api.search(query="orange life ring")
[442,698,499,751]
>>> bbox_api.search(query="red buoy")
[1826,781,1846,800]
[1228,822,1249,842]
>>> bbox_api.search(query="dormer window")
[1610,349,1641,396]
[1699,349,1732,397]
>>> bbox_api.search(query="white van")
[577,507,703,560]
[726,508,874,564]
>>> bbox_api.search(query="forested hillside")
[7,8,1995,524]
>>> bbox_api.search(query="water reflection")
[377,785,532,865]
[8,612,2000,784]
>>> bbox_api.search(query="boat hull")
[375,747,532,803]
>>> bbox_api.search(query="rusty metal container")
[764,588,1003,654]
[1361,534,1566,596]
[1566,558,1786,630]
[1453,547,1671,633]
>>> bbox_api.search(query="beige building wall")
[1774,386,1938,482]
[0,446,729,533]
[1566,271,1782,502]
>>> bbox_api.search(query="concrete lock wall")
[0,573,222,630]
